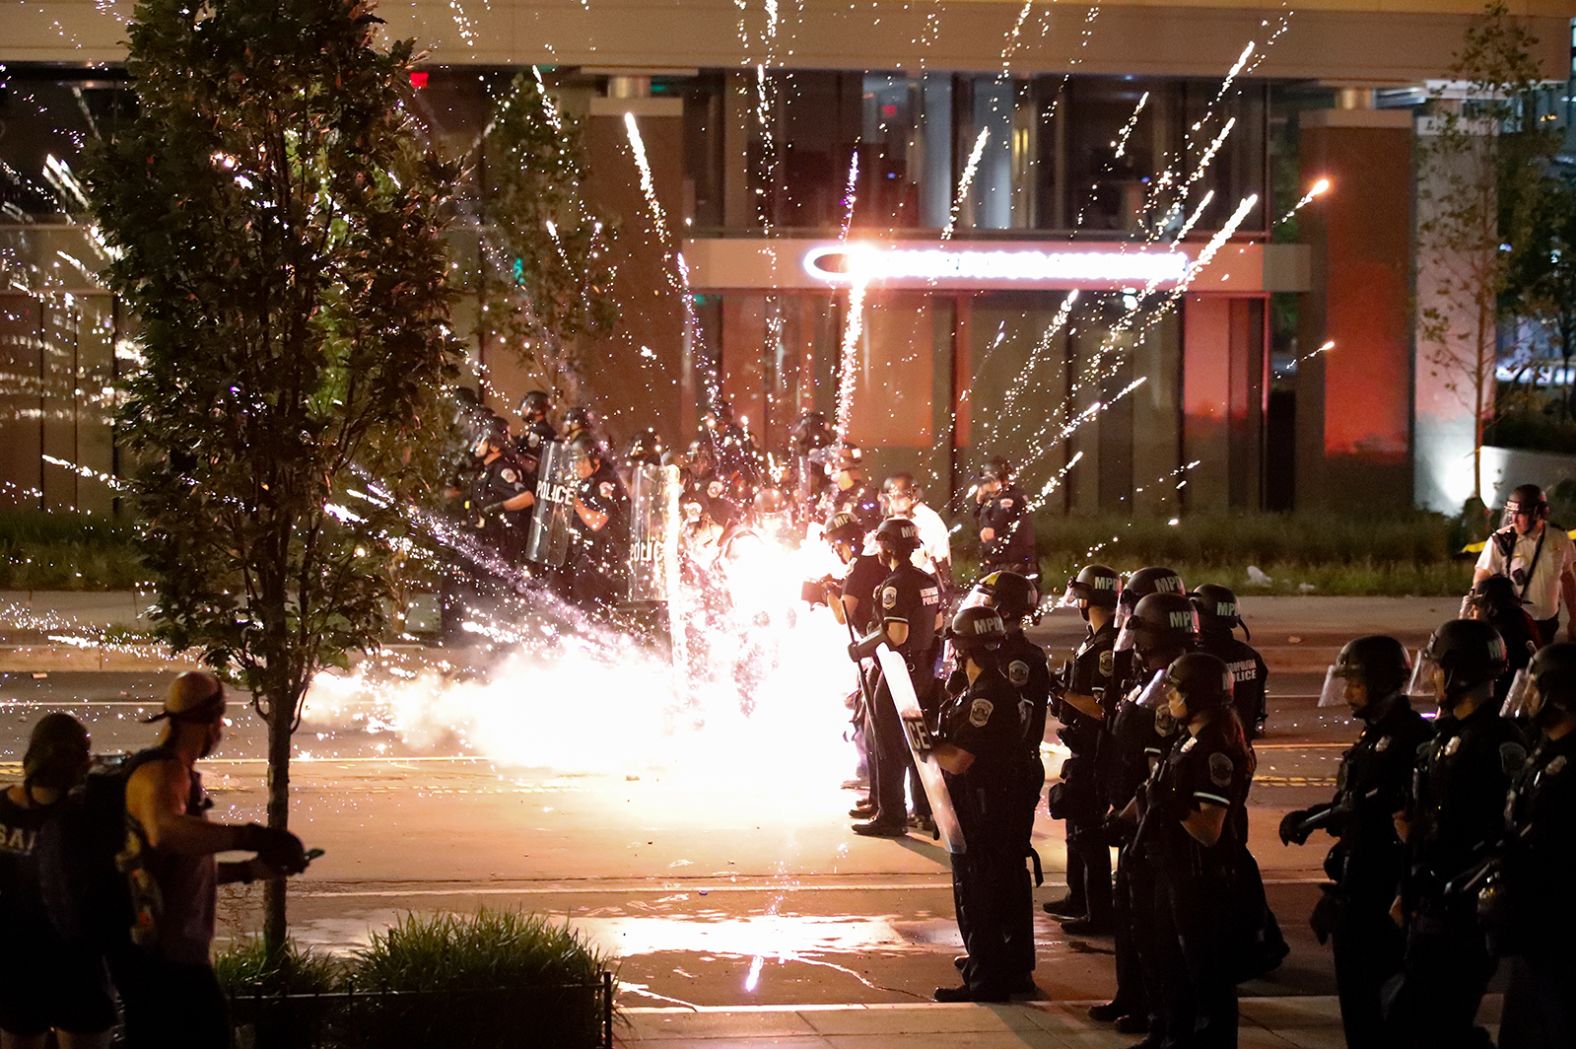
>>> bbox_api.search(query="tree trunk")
[262,688,294,964]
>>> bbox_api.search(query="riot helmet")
[978,456,1012,485]
[969,570,1040,624]
[790,411,832,453]
[1164,651,1235,722]
[625,428,666,466]
[823,512,866,552]
[567,431,606,479]
[1065,563,1121,611]
[1318,634,1413,715]
[562,405,595,438]
[518,389,552,421]
[1502,483,1549,532]
[1503,642,1576,723]
[1123,591,1198,665]
[1114,566,1186,651]
[949,606,1007,659]
[471,418,510,460]
[1408,618,1508,709]
[826,443,863,477]
[1190,583,1246,639]
[873,517,921,562]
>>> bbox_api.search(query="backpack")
[36,748,168,948]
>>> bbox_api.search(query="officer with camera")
[1281,636,1431,1049]
[1473,484,1576,645]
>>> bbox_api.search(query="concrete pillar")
[1295,108,1414,509]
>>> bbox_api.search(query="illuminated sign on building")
[800,243,1193,288]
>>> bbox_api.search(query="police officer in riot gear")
[515,390,557,464]
[1111,566,1187,696]
[1493,641,1576,1049]
[1280,635,1430,1049]
[1139,652,1255,1049]
[683,438,740,530]
[1092,589,1196,1036]
[824,444,883,532]
[972,457,1037,581]
[1191,583,1270,738]
[624,428,666,467]
[847,519,942,837]
[568,433,631,615]
[1043,564,1121,932]
[933,606,1032,1002]
[965,571,1053,979]
[467,421,536,565]
[824,512,889,820]
[789,410,834,516]
[439,388,500,641]
[1388,619,1527,1049]
[562,405,595,442]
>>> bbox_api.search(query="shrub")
[345,909,614,1049]
[215,937,344,1048]
[0,510,145,590]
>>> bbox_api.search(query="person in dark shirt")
[1495,641,1576,1049]
[1190,583,1270,738]
[847,519,942,836]
[0,714,115,1049]
[1044,563,1121,933]
[1139,652,1255,1049]
[971,456,1037,582]
[1466,573,1541,706]
[1388,620,1526,1049]
[569,433,631,615]
[1282,635,1431,1049]
[932,606,1031,1002]
[823,443,883,533]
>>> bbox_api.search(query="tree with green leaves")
[475,71,618,396]
[1507,172,1576,419]
[1416,0,1557,505]
[88,0,462,958]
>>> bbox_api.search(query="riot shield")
[876,643,966,854]
[628,463,680,603]
[524,440,580,568]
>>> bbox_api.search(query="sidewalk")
[617,995,1495,1047]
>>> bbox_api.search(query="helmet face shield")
[1500,669,1533,720]
[1406,648,1444,705]
[1318,665,1352,709]
[1135,668,1169,709]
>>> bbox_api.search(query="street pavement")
[0,592,1497,1045]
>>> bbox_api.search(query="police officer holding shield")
[1281,636,1430,1049]
[1388,619,1527,1049]
[932,605,1031,1002]
[847,519,942,837]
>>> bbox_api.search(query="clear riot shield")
[628,463,679,603]
[877,644,966,854]
[524,440,580,568]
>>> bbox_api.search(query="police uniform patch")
[1098,651,1114,678]
[500,468,518,484]
[528,433,541,449]
[1008,660,1031,688]
[882,586,898,610]
[1000,499,1014,510]
[1208,752,1235,788]
[969,698,993,727]
[1548,755,1568,776]
[1375,735,1391,753]
[1444,736,1462,758]
[599,481,615,500]
[1500,741,1528,777]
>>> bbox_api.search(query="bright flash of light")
[1276,178,1331,227]
[833,279,868,441]
[943,128,990,241]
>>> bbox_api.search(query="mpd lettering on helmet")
[1156,576,1184,594]
[1094,576,1117,591]
[1167,610,1193,630]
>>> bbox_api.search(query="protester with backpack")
[111,671,313,1049]
[0,713,116,1049]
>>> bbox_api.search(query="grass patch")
[0,510,146,590]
